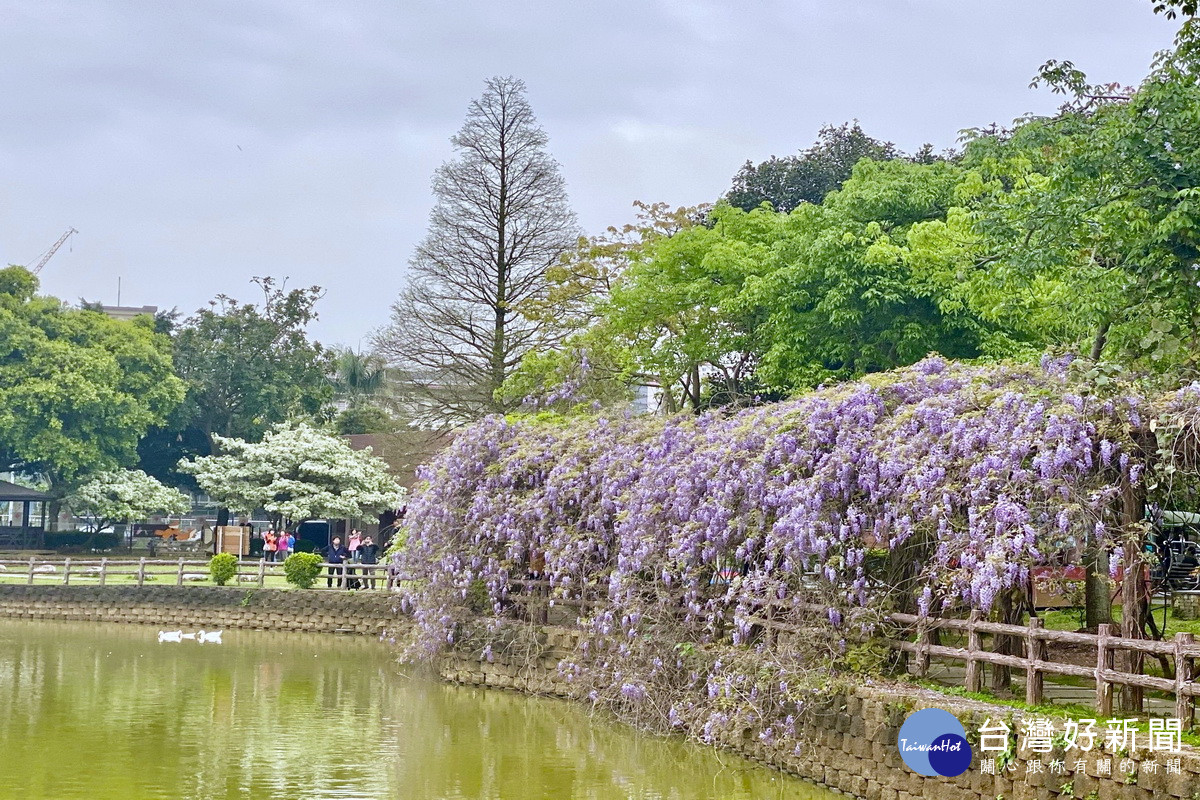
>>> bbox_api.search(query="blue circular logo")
[897,708,972,776]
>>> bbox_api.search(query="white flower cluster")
[69,470,191,530]
[179,422,406,521]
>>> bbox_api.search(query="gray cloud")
[0,0,1181,346]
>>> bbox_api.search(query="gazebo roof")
[0,480,51,502]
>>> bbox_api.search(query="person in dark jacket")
[325,537,350,588]
[358,535,380,589]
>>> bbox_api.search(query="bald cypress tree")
[377,76,578,424]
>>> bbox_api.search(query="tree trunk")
[1085,546,1113,629]
[990,591,1013,692]
[492,129,508,411]
[46,498,61,532]
[1119,479,1146,713]
[660,377,678,414]
[1089,320,1111,362]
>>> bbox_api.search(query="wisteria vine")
[396,356,1200,745]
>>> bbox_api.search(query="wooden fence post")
[26,556,34,585]
[62,557,71,586]
[1097,623,1113,717]
[1175,632,1195,730]
[176,558,185,586]
[257,558,266,588]
[1026,617,1045,706]
[916,623,930,679]
[964,610,983,693]
[98,557,107,587]
[137,557,146,587]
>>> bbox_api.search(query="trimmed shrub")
[283,552,323,589]
[209,552,238,586]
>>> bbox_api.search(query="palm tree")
[331,349,386,409]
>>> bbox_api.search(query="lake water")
[0,620,836,799]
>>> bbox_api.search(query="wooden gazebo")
[0,480,50,550]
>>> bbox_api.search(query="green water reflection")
[0,620,835,799]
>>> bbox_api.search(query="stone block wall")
[0,585,401,636]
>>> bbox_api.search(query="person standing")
[264,530,277,563]
[358,535,380,589]
[276,530,290,562]
[325,536,350,588]
[346,529,362,589]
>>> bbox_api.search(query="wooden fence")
[737,599,1200,725]
[0,557,402,591]
[889,610,1199,724]
[497,581,1200,725]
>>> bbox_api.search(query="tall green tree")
[954,24,1200,379]
[725,122,900,213]
[170,277,332,449]
[0,267,184,502]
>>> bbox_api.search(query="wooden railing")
[740,599,1200,725]
[0,557,403,591]
[887,611,1199,724]
[495,582,1200,724]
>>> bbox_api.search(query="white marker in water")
[157,630,223,644]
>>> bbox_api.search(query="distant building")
[99,304,158,322]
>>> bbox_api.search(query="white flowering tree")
[178,422,406,526]
[69,470,192,532]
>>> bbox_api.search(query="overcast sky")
[0,1,1183,347]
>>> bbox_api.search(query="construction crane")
[30,227,78,274]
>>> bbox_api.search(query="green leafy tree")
[171,277,332,449]
[0,267,184,503]
[740,159,1014,389]
[598,204,780,410]
[725,122,900,213]
[68,469,191,532]
[143,277,334,501]
[513,202,729,411]
[954,25,1200,380]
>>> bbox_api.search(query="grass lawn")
[1041,605,1200,639]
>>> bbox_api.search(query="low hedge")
[43,531,121,551]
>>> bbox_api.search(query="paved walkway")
[915,660,1176,715]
